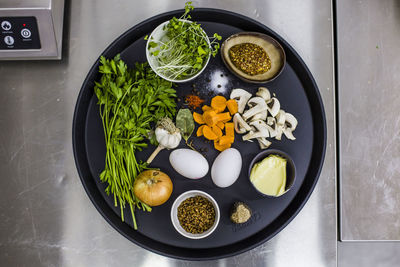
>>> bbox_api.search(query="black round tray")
[72,8,326,260]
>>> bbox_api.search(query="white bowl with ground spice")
[170,190,220,239]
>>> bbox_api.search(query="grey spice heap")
[230,202,252,224]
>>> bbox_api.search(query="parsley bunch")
[94,55,177,229]
[148,2,222,80]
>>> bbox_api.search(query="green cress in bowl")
[146,2,221,83]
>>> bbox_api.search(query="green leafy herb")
[94,55,177,229]
[176,108,195,149]
[148,2,222,80]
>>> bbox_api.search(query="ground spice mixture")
[229,43,271,75]
[230,202,252,224]
[177,195,215,234]
[185,94,204,109]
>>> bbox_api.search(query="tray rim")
[72,8,327,260]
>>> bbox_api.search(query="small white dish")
[146,19,211,83]
[170,190,220,239]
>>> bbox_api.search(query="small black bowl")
[248,149,296,197]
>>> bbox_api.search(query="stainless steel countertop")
[0,1,336,266]
[337,0,400,266]
[338,0,400,241]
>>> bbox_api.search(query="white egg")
[169,149,209,179]
[211,148,242,188]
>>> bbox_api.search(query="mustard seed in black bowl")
[177,195,216,234]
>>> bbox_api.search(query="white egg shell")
[211,148,242,188]
[169,149,209,179]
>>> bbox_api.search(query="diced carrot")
[197,96,237,151]
[211,95,227,113]
[226,99,238,115]
[216,121,225,130]
[216,112,231,123]
[196,125,205,137]
[219,135,234,146]
[225,122,235,137]
[203,110,218,126]
[203,125,218,140]
[211,125,223,138]
[193,112,205,124]
[202,105,213,112]
[214,140,231,151]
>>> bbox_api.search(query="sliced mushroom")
[284,112,298,131]
[250,110,268,121]
[267,97,280,117]
[242,97,268,121]
[281,112,297,140]
[230,89,252,114]
[233,113,251,134]
[230,88,299,144]
[283,128,296,140]
[243,125,257,140]
[256,87,271,101]
[267,116,275,126]
[267,124,277,138]
[276,110,286,125]
[275,125,284,140]
[243,120,269,141]
[257,137,272,149]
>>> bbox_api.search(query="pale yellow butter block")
[250,155,287,196]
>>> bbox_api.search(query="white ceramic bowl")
[146,19,211,83]
[170,190,220,239]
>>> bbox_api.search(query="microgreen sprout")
[148,2,222,80]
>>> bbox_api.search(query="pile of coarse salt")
[208,69,230,94]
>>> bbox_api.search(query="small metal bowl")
[170,190,220,239]
[146,20,211,83]
[221,32,286,83]
[248,149,296,197]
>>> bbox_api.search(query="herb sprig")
[94,55,177,229]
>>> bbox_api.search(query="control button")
[21,28,31,38]
[1,21,11,31]
[4,36,14,46]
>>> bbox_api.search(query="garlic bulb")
[155,127,181,149]
[146,117,181,164]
